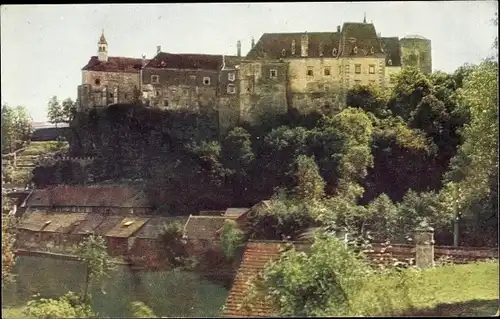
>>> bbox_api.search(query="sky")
[1,2,498,122]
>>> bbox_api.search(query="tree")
[1,104,32,154]
[130,301,157,318]
[292,155,325,202]
[346,84,390,118]
[61,98,77,124]
[24,292,95,319]
[220,220,244,260]
[76,234,114,303]
[47,96,64,127]
[244,235,370,317]
[2,214,17,289]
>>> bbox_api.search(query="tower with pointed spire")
[98,29,108,62]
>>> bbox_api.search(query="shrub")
[220,220,244,260]
[24,291,95,319]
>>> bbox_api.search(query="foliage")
[346,83,390,117]
[243,235,371,316]
[1,104,32,154]
[129,301,157,318]
[160,221,198,270]
[24,291,95,319]
[62,98,77,124]
[47,96,65,126]
[221,127,255,175]
[220,220,244,260]
[2,214,17,288]
[291,155,325,202]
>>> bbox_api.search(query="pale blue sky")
[1,2,498,121]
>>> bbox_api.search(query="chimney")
[291,40,296,55]
[251,37,255,49]
[301,32,309,57]
[237,40,241,57]
[337,25,341,33]
[157,45,161,54]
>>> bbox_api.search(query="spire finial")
[99,29,107,44]
[363,12,367,23]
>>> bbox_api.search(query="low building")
[22,185,153,215]
[104,217,150,257]
[183,215,227,255]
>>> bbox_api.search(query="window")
[228,72,235,82]
[227,84,236,94]
[355,64,361,74]
[369,80,376,85]
[155,91,160,97]
[203,77,211,85]
[164,99,169,107]
[151,75,159,84]
[355,80,362,85]
[109,93,114,99]
[124,94,128,100]
[95,79,101,85]
[281,49,286,57]
[369,64,375,74]
[307,67,314,77]
[269,69,278,79]
[324,84,330,91]
[370,47,374,54]
[388,59,393,66]
[324,67,331,76]
[353,46,358,54]
[332,48,338,56]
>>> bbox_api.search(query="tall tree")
[1,104,32,153]
[47,96,64,127]
[61,98,77,124]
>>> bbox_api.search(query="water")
[3,256,229,317]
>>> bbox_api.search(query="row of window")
[150,72,236,85]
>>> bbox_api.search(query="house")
[16,212,88,253]
[22,185,153,215]
[183,215,227,255]
[222,241,285,317]
[129,216,189,269]
[104,216,150,257]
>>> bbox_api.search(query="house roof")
[18,212,87,233]
[25,186,151,208]
[183,215,227,240]
[93,215,124,235]
[71,214,106,235]
[82,56,146,73]
[105,217,150,238]
[246,32,341,60]
[379,37,402,66]
[199,210,225,217]
[339,22,384,58]
[135,216,189,239]
[224,208,250,220]
[223,241,285,317]
[144,52,223,70]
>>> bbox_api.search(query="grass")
[21,141,68,156]
[350,261,499,316]
[2,306,30,319]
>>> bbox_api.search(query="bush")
[24,291,95,319]
[129,301,157,318]
[220,220,244,260]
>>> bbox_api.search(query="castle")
[77,18,432,132]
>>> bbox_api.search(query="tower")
[237,40,241,57]
[98,29,108,62]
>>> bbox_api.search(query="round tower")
[98,29,108,62]
[399,35,432,74]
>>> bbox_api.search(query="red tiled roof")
[26,186,151,208]
[82,56,146,73]
[222,241,284,317]
[144,52,223,70]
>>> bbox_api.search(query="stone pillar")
[414,219,435,269]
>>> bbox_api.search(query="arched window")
[281,49,286,57]
[353,46,358,54]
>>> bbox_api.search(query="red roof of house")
[222,241,284,317]
[26,186,150,208]
[82,56,146,73]
[144,52,223,70]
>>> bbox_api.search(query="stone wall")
[238,60,288,125]
[399,37,432,74]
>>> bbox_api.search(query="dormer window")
[228,72,235,82]
[270,69,278,79]
[160,61,166,67]
[332,48,338,56]
[227,84,236,94]
[319,42,324,57]
[281,49,286,57]
[291,40,296,55]
[370,47,374,54]
[203,77,211,85]
[353,46,358,54]
[151,75,159,84]
[95,79,101,86]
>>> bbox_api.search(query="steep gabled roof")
[340,22,384,57]
[183,215,227,240]
[26,186,151,208]
[246,32,341,60]
[82,56,146,73]
[222,241,285,317]
[18,212,87,233]
[144,52,223,70]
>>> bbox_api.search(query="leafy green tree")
[47,96,64,127]
[221,127,255,175]
[346,84,390,118]
[292,155,325,202]
[61,97,77,124]
[77,234,114,303]
[220,220,244,260]
[244,235,370,316]
[24,292,95,319]
[388,67,432,121]
[2,214,17,288]
[1,104,32,153]
[365,193,399,240]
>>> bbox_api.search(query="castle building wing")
[379,37,402,66]
[82,56,145,73]
[143,52,224,70]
